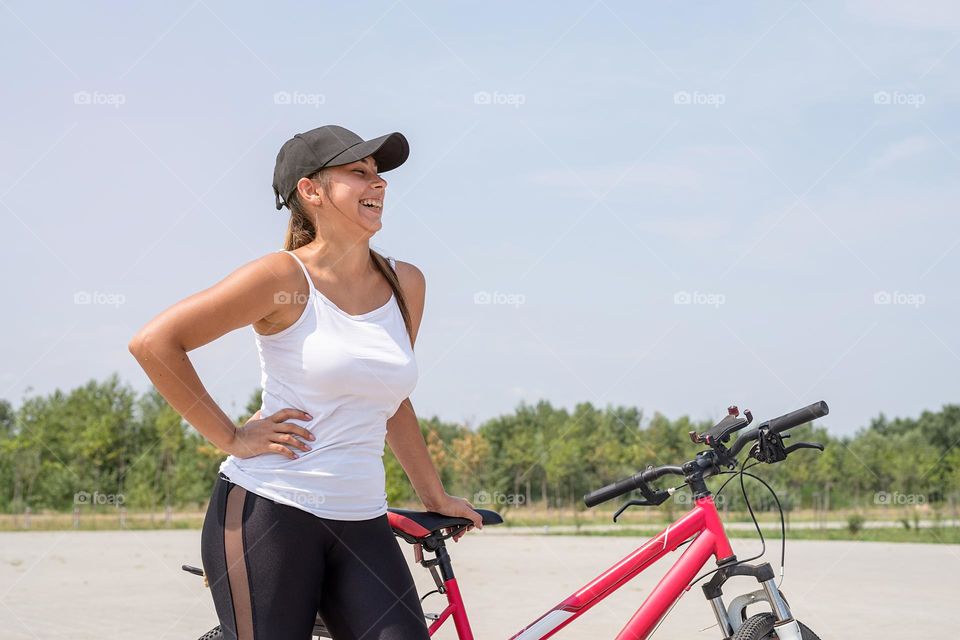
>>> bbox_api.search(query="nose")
[373,174,387,190]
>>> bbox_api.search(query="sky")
[1,1,958,437]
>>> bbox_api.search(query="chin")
[357,211,383,230]
[359,220,382,235]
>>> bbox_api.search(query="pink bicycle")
[187,401,828,639]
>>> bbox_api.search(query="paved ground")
[0,529,956,638]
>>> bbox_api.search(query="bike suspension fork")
[707,594,734,638]
[760,578,802,640]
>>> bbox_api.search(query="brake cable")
[650,460,783,638]
[678,460,788,593]
[732,465,787,588]
[627,432,795,588]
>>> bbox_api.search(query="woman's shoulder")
[231,250,308,296]
[256,249,308,280]
[389,258,424,286]
[247,251,312,335]
[206,250,305,304]
[389,258,425,301]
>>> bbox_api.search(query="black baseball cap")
[272,125,409,210]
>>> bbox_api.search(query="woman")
[129,125,482,639]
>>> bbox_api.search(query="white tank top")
[218,250,418,520]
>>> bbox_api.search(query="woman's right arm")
[128,252,313,458]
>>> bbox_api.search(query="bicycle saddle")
[387,507,503,540]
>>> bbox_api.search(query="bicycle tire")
[196,626,222,640]
[732,613,821,639]
[196,621,333,639]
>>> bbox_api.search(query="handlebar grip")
[583,473,642,508]
[767,401,829,434]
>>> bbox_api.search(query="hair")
[282,168,413,342]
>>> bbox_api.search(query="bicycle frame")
[185,402,823,639]
[426,495,735,640]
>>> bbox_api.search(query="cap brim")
[324,132,409,173]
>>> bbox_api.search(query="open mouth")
[360,198,383,213]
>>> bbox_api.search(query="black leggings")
[200,473,430,640]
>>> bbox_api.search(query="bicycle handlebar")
[583,465,684,508]
[583,473,644,508]
[766,400,829,434]
[729,400,829,456]
[642,464,685,482]
[583,401,829,508]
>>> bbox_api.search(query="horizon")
[3,370,943,438]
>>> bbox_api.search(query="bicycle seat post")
[421,533,456,588]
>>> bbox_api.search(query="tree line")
[1,374,957,514]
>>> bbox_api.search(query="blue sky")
[2,1,957,436]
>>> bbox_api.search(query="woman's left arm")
[385,259,482,540]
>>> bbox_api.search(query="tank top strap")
[280,250,316,293]
[283,249,396,285]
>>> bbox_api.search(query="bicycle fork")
[702,559,803,640]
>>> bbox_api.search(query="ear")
[296,175,323,205]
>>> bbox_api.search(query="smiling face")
[295,156,388,237]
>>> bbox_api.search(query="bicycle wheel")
[196,626,222,640]
[196,620,332,639]
[732,613,821,639]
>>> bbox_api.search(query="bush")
[847,514,865,534]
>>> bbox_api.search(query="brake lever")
[613,499,646,522]
[750,427,787,463]
[612,485,671,522]
[783,441,825,455]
